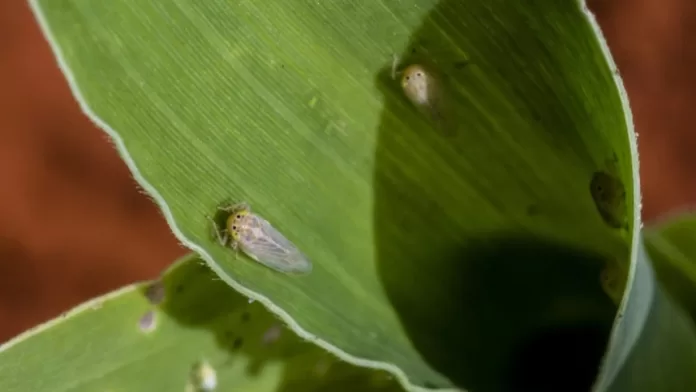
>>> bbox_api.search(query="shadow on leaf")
[373,0,628,390]
[145,257,403,392]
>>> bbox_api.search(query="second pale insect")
[208,202,313,275]
[399,63,454,135]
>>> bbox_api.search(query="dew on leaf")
[138,310,157,333]
[187,360,217,392]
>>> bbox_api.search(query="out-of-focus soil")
[0,2,185,341]
[589,0,696,220]
[0,0,694,342]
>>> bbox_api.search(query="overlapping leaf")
[27,0,696,390]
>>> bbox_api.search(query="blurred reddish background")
[0,0,694,342]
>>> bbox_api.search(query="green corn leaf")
[590,237,696,392]
[0,253,403,392]
[644,213,696,323]
[27,0,696,390]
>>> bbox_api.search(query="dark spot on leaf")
[590,171,627,229]
[241,312,250,323]
[454,60,470,69]
[175,284,184,294]
[530,108,541,122]
[144,280,165,305]
[233,337,244,349]
[526,204,540,216]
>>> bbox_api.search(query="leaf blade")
[30,0,644,389]
[0,253,405,392]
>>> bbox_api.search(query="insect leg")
[206,214,229,246]
[391,53,401,80]
[230,240,240,259]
